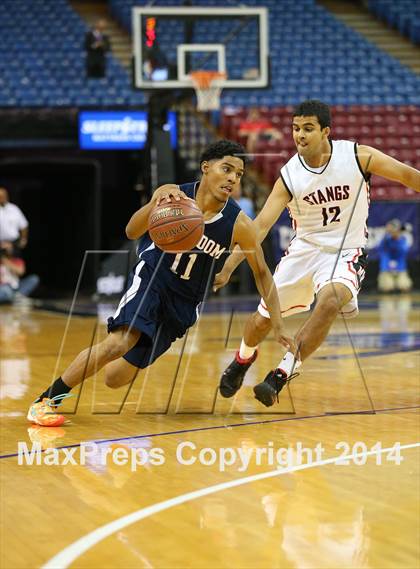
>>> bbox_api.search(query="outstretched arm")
[357,145,420,191]
[232,212,294,350]
[125,184,189,240]
[214,176,291,290]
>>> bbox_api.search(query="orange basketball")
[148,197,204,253]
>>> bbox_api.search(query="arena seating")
[221,104,420,200]
[109,0,420,201]
[110,0,420,107]
[0,0,145,107]
[1,0,418,201]
[2,0,419,109]
[367,0,420,45]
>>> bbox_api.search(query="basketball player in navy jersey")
[28,140,293,426]
[215,100,420,407]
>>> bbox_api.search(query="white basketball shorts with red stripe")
[258,238,367,320]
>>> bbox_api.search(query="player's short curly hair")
[293,100,331,130]
[200,139,248,166]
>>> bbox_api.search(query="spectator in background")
[143,44,169,81]
[231,183,256,219]
[0,241,39,304]
[378,219,413,293]
[0,187,29,253]
[84,19,111,79]
[238,107,283,154]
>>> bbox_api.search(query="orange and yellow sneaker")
[27,398,66,427]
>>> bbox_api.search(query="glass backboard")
[132,6,269,89]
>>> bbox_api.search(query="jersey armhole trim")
[279,171,293,201]
[354,142,371,182]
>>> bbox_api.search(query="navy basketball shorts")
[107,261,200,369]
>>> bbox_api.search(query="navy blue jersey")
[108,183,242,368]
[135,182,241,302]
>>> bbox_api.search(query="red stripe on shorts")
[260,300,307,313]
[347,248,361,276]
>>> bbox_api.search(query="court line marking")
[1,404,419,460]
[42,443,420,569]
[6,344,418,361]
[316,345,420,359]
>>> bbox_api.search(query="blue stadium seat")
[367,0,420,45]
[1,0,418,108]
[0,0,145,107]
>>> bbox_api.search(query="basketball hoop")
[189,71,226,111]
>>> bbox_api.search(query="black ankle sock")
[36,377,72,404]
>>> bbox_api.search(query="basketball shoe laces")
[38,393,74,410]
[270,370,300,403]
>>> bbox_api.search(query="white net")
[190,71,226,111]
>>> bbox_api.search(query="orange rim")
[190,71,226,89]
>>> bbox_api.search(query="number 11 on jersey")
[171,253,198,280]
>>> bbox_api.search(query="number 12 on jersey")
[322,206,341,226]
[171,253,198,280]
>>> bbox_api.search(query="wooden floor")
[0,294,419,569]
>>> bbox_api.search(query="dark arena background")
[0,1,419,568]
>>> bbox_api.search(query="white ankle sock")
[277,352,301,378]
[239,339,257,360]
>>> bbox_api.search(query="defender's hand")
[213,269,232,292]
[273,328,295,352]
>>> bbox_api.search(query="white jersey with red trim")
[280,140,370,250]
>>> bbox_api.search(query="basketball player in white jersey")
[215,100,420,407]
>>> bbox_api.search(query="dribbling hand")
[153,186,191,206]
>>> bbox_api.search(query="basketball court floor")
[1,294,419,568]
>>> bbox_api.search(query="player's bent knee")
[253,311,272,333]
[317,283,352,314]
[104,365,131,389]
[102,328,140,361]
[104,358,139,389]
[102,339,128,361]
[104,374,121,389]
[317,294,342,317]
